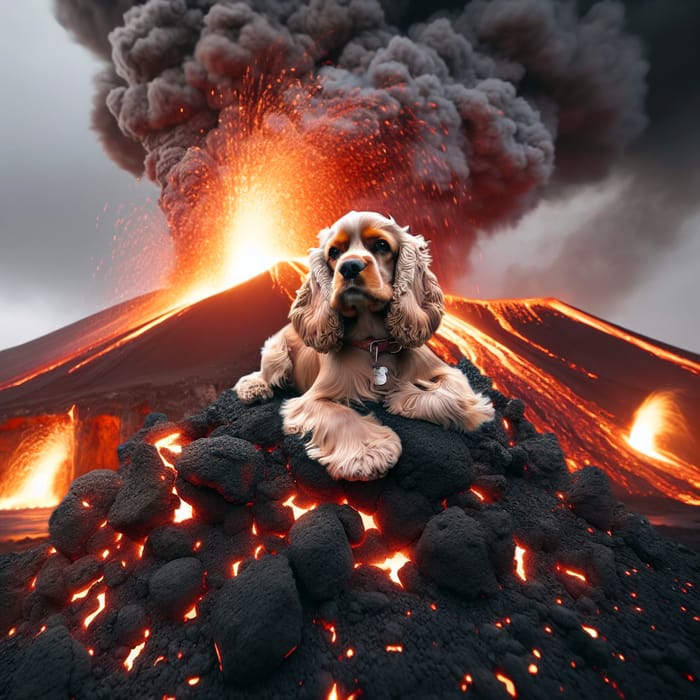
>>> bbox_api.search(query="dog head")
[289,211,444,352]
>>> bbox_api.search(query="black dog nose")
[339,258,366,280]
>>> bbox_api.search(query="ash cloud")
[54,0,649,284]
[486,0,700,319]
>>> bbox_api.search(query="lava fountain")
[0,406,76,510]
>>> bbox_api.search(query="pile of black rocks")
[1,359,698,699]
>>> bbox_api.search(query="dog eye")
[372,239,391,254]
[328,247,341,260]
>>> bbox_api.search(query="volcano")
[0,262,698,548]
[0,264,699,699]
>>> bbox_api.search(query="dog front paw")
[233,372,274,404]
[316,424,402,482]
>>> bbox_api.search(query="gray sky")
[0,2,698,353]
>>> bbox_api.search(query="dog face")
[289,211,445,352]
[321,211,399,317]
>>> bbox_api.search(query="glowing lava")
[123,630,150,672]
[83,591,106,629]
[0,407,75,510]
[514,544,528,582]
[373,552,411,587]
[626,391,698,503]
[153,432,194,522]
[432,299,700,506]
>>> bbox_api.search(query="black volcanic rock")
[288,506,354,601]
[415,507,499,599]
[567,466,618,530]
[108,443,179,539]
[11,625,91,700]
[211,555,302,686]
[114,603,148,647]
[374,480,434,549]
[148,557,205,620]
[175,434,264,503]
[519,432,571,486]
[1,357,699,700]
[206,391,286,447]
[146,524,197,561]
[173,475,232,523]
[34,551,71,606]
[49,469,121,559]
[285,433,346,502]
[380,409,474,499]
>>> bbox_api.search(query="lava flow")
[430,298,700,505]
[0,261,698,547]
[0,406,76,510]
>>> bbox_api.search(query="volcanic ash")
[0,359,698,699]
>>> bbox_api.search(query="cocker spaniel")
[234,211,494,481]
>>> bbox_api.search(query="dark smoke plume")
[489,0,700,318]
[54,0,648,286]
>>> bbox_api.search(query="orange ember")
[514,544,528,582]
[70,576,104,602]
[495,671,517,698]
[556,564,588,583]
[123,630,150,672]
[373,552,411,587]
[283,495,317,520]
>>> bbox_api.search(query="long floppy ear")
[288,246,343,353]
[385,227,444,348]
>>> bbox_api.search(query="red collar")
[350,338,403,356]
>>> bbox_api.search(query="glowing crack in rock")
[123,630,150,672]
[495,671,517,697]
[283,495,317,520]
[83,591,106,629]
[373,552,411,586]
[153,432,194,522]
[514,543,528,582]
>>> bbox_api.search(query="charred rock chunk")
[285,434,345,501]
[379,410,473,498]
[49,469,121,559]
[176,435,264,503]
[288,506,354,600]
[211,555,302,685]
[146,524,196,561]
[108,443,179,539]
[415,507,499,599]
[114,603,148,647]
[148,557,205,620]
[11,625,91,700]
[519,432,570,486]
[567,466,618,531]
[375,481,433,549]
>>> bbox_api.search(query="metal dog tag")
[373,365,389,386]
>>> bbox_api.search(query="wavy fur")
[234,211,494,480]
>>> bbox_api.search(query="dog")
[234,211,494,480]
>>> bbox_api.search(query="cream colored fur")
[234,211,494,480]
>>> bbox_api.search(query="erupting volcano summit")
[0,1,697,696]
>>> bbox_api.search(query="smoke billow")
[475,1,700,324]
[54,0,648,287]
